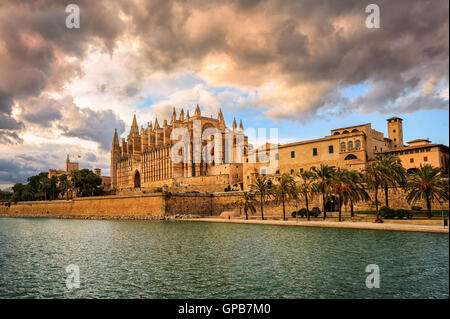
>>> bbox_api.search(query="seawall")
[0,188,448,220]
[0,192,243,219]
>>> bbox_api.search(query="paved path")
[183,218,449,234]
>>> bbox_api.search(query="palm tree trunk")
[244,207,248,220]
[425,192,432,218]
[305,193,310,221]
[375,185,380,222]
[282,192,286,221]
[350,199,354,218]
[322,191,327,220]
[338,200,342,222]
[384,183,389,207]
[260,194,264,220]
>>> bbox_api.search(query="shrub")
[380,206,395,219]
[154,187,163,193]
[411,206,422,211]
[396,209,408,219]
[311,207,321,218]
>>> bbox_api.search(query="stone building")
[243,116,449,190]
[382,138,449,173]
[111,106,248,192]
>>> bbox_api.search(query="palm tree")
[406,165,449,218]
[364,162,384,222]
[58,174,72,200]
[249,176,273,220]
[273,174,296,220]
[241,191,257,220]
[377,154,406,207]
[330,169,349,222]
[297,170,314,221]
[344,170,370,218]
[311,164,336,220]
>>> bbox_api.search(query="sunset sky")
[0,0,448,188]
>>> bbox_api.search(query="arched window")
[348,141,354,151]
[351,129,359,133]
[355,139,361,150]
[340,142,346,152]
[342,130,349,134]
[333,132,340,135]
[344,154,357,160]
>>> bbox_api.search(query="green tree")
[377,153,406,207]
[58,174,73,200]
[364,162,385,222]
[311,164,336,220]
[240,191,257,220]
[249,176,273,220]
[406,165,449,218]
[296,170,314,221]
[330,169,348,222]
[343,170,370,218]
[71,169,102,197]
[273,174,296,220]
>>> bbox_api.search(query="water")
[0,218,448,298]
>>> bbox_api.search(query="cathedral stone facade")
[111,105,248,191]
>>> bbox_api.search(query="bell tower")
[387,116,404,148]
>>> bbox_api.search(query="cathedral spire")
[154,116,160,129]
[131,114,139,135]
[239,120,243,131]
[218,108,224,122]
[232,117,237,131]
[171,107,177,124]
[179,108,185,121]
[186,110,190,119]
[113,128,119,148]
[195,104,201,117]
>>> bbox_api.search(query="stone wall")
[1,188,447,219]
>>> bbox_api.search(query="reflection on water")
[0,218,448,298]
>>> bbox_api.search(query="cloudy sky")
[0,0,448,188]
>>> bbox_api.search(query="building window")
[313,148,318,156]
[300,168,304,173]
[291,151,295,158]
[426,148,430,152]
[290,169,294,174]
[374,146,377,150]
[275,153,279,160]
[276,170,280,174]
[246,158,248,162]
[420,149,424,152]
[261,169,266,175]
[329,145,334,154]
[355,140,361,150]
[340,142,346,152]
[410,158,414,163]
[424,157,428,162]
[415,150,419,154]
[344,154,357,160]
[394,138,397,141]
[393,129,396,133]
[348,141,353,151]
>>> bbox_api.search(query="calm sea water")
[0,218,448,298]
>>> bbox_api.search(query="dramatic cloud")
[0,0,448,185]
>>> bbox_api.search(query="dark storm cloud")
[0,0,448,127]
[20,96,63,127]
[48,97,126,151]
[0,158,40,185]
[0,0,126,141]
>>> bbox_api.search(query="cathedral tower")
[387,116,404,148]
